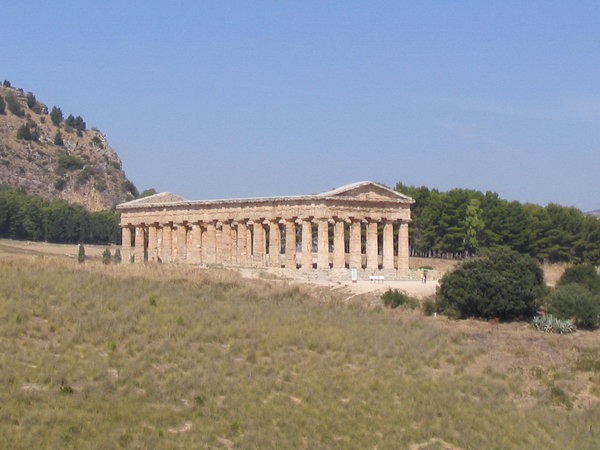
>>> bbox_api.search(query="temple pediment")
[318,181,414,202]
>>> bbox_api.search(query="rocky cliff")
[0,82,135,211]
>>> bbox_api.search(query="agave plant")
[531,315,576,334]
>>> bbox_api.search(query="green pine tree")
[78,244,86,263]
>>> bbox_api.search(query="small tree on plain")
[113,248,122,263]
[78,244,86,263]
[102,248,111,264]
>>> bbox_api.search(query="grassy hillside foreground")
[0,257,599,448]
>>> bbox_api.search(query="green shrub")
[57,153,84,171]
[54,131,64,146]
[26,92,36,109]
[422,298,438,316]
[78,244,85,263]
[3,80,11,87]
[123,180,139,198]
[102,248,111,264]
[0,95,5,114]
[381,289,418,309]
[113,249,122,263]
[546,283,600,329]
[16,123,40,142]
[437,248,545,321]
[54,178,66,191]
[5,92,24,117]
[558,264,600,294]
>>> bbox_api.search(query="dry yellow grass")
[0,254,599,448]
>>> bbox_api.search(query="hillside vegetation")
[0,80,135,211]
[0,256,599,448]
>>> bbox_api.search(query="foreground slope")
[0,257,599,448]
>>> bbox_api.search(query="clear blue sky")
[2,1,600,210]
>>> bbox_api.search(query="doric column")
[176,223,187,263]
[285,219,297,269]
[333,219,345,269]
[300,218,312,270]
[205,221,217,265]
[215,225,222,264]
[148,223,158,262]
[349,220,361,269]
[134,225,145,263]
[317,218,329,270]
[366,220,378,270]
[162,223,173,263]
[221,221,232,265]
[268,219,281,267]
[157,226,163,262]
[237,221,248,266]
[383,220,394,270]
[230,226,237,264]
[398,222,410,270]
[252,220,266,266]
[121,226,132,264]
[189,223,202,264]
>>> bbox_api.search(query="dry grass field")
[0,250,599,448]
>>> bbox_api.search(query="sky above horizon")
[2,1,600,211]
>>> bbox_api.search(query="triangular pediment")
[318,181,414,202]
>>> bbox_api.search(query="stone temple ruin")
[117,181,414,279]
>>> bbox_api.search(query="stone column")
[300,218,312,270]
[148,223,158,262]
[398,222,410,270]
[237,221,248,266]
[230,226,237,264]
[268,219,281,267]
[367,220,378,270]
[176,224,187,263]
[221,221,232,265]
[349,220,361,269]
[333,219,345,269]
[205,221,216,265]
[382,220,394,270]
[162,223,173,263]
[157,226,163,262]
[252,220,266,266]
[317,218,329,270]
[285,219,297,269]
[121,226,132,264]
[189,223,202,264]
[215,225,222,264]
[134,225,145,263]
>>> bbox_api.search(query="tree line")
[395,182,600,264]
[0,187,120,245]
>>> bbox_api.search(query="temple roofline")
[117,181,415,210]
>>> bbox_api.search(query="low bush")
[57,153,84,171]
[16,123,40,142]
[381,289,418,309]
[546,283,600,329]
[102,248,111,264]
[437,248,545,321]
[5,92,24,117]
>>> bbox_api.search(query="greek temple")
[117,181,414,276]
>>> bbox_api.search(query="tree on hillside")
[16,123,40,142]
[5,92,24,117]
[139,188,158,198]
[50,106,63,126]
[54,131,64,146]
[3,80,11,87]
[0,95,5,114]
[26,92,36,108]
[462,198,485,254]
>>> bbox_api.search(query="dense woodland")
[0,187,120,244]
[395,182,600,264]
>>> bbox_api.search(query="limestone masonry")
[117,181,414,278]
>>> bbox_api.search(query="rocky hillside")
[0,81,135,211]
